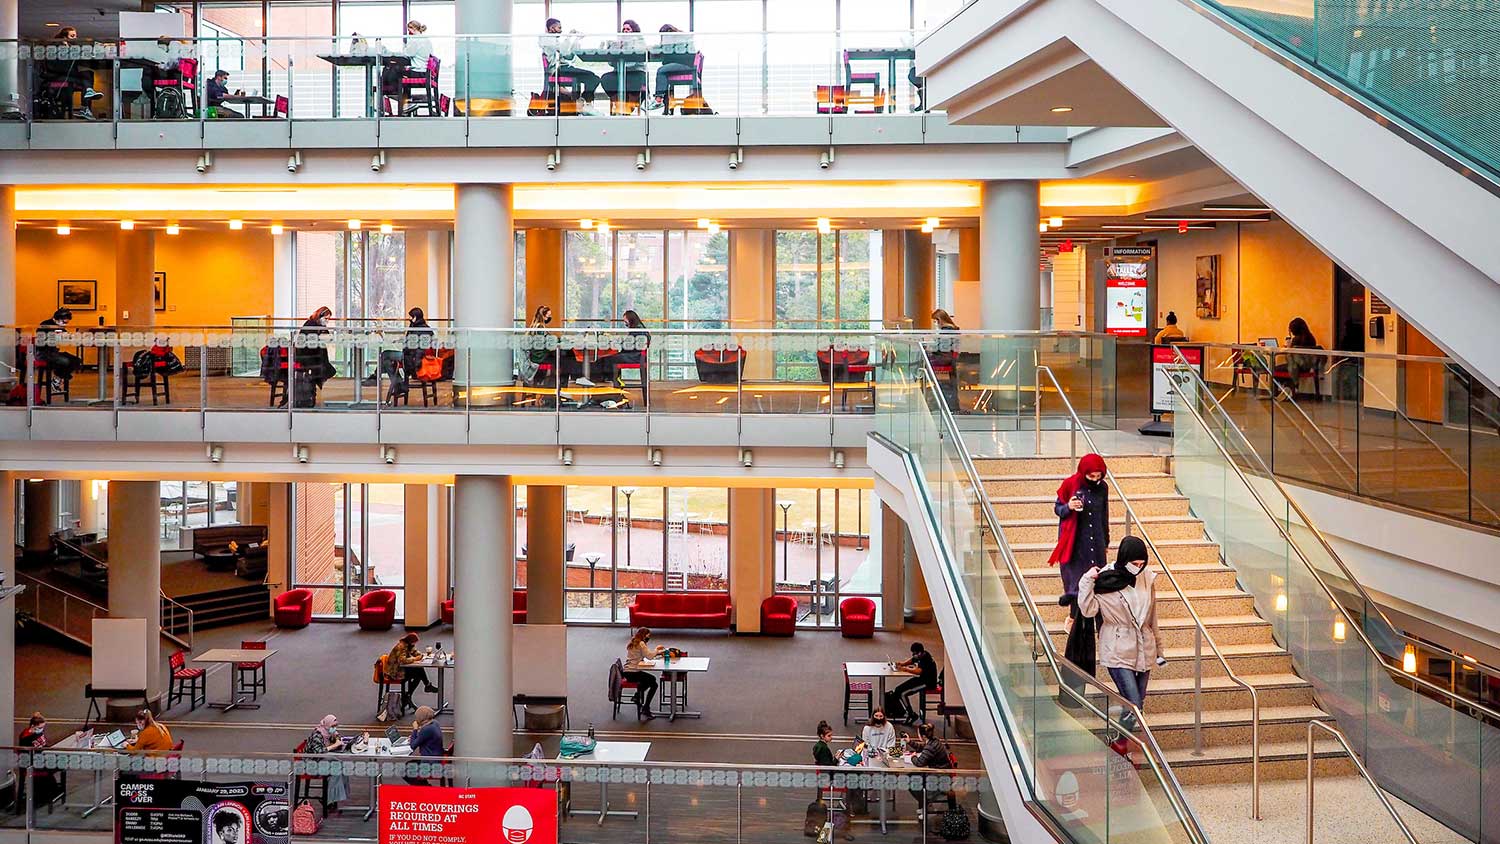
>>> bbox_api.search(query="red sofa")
[628,593,732,630]
[759,595,798,636]
[840,597,876,638]
[358,589,398,630]
[442,591,527,625]
[273,588,313,628]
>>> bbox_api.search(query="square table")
[411,652,456,714]
[48,730,122,816]
[844,661,913,712]
[633,656,709,720]
[345,736,412,820]
[219,93,274,118]
[192,647,277,712]
[849,750,919,833]
[560,740,650,825]
[317,53,410,118]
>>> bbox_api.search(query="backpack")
[292,376,318,408]
[938,806,970,840]
[291,800,322,835]
[5,384,43,406]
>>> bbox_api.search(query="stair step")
[1039,614,1277,649]
[1163,739,1354,784]
[1028,588,1255,621]
[992,494,1193,519]
[1011,539,1222,567]
[1020,564,1239,592]
[1001,517,1205,544]
[1145,673,1316,712]
[1149,708,1331,751]
[973,455,1168,475]
[983,473,1181,498]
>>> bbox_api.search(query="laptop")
[386,726,407,747]
[100,730,127,749]
[1257,337,1279,349]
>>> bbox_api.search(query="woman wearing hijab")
[1078,536,1165,757]
[1049,453,1110,697]
[402,706,445,786]
[402,307,434,382]
[305,715,351,810]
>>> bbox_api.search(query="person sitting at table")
[813,720,837,767]
[861,709,897,753]
[380,632,438,721]
[35,307,83,392]
[543,18,602,104]
[402,706,444,786]
[296,306,338,392]
[601,20,648,111]
[17,712,47,749]
[17,712,60,809]
[892,642,939,725]
[304,715,352,811]
[380,20,433,102]
[402,307,435,383]
[207,69,244,118]
[125,710,174,753]
[608,309,650,404]
[623,627,663,719]
[906,722,957,817]
[650,24,696,110]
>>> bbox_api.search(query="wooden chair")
[168,650,205,711]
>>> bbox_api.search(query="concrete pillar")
[0,475,15,744]
[453,475,514,759]
[878,502,904,631]
[728,488,773,633]
[22,479,56,558]
[525,485,565,625]
[116,230,156,328]
[78,479,104,537]
[403,485,443,628]
[0,186,14,378]
[456,0,514,115]
[454,184,514,390]
[903,231,934,329]
[903,529,932,624]
[108,480,163,707]
[524,228,564,318]
[979,181,1041,331]
[266,483,291,602]
[728,230,776,378]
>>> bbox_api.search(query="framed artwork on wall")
[58,280,98,311]
[154,271,167,311]
[1195,255,1220,319]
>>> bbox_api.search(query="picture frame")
[154,271,167,312]
[1194,255,1220,319]
[58,279,98,311]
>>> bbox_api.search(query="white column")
[108,481,163,707]
[0,475,15,741]
[453,475,514,760]
[0,0,16,115]
[456,0,515,115]
[0,186,15,378]
[454,184,514,391]
[979,180,1041,331]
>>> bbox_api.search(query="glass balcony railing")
[874,337,1206,844]
[1197,1,1500,181]
[1188,342,1499,528]
[1168,351,1500,844]
[0,30,933,124]
[0,745,992,842]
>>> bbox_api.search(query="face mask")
[1125,562,1145,576]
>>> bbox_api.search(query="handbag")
[415,353,445,382]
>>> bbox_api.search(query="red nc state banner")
[379,786,557,844]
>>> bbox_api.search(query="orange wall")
[15,228,275,327]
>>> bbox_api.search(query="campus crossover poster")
[114,776,290,844]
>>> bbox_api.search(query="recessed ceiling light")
[1038,223,1048,232]
[579,218,594,230]
[228,219,244,230]
[270,223,284,235]
[379,223,394,234]
[706,222,721,235]
[56,224,70,236]
[1048,216,1063,228]
[119,220,134,230]
[1050,106,1073,113]
[44,22,59,27]
[165,224,180,235]
[816,217,832,234]
[347,219,361,230]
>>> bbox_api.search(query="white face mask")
[1125,562,1145,576]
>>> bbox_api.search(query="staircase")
[979,453,1352,785]
[167,583,270,633]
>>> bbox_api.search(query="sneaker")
[648,96,665,111]
[424,684,439,694]
[600,400,619,409]
[575,377,595,388]
[83,88,103,102]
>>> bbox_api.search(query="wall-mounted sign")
[379,785,558,844]
[1104,246,1153,337]
[1368,294,1392,315]
[1150,344,1204,415]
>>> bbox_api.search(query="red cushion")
[358,590,397,630]
[441,599,454,624]
[173,668,204,679]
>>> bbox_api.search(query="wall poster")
[115,776,289,844]
[1103,246,1153,337]
[1194,255,1220,319]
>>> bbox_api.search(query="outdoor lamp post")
[621,487,636,574]
[777,499,794,584]
[585,553,601,607]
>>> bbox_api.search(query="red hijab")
[1047,453,1108,566]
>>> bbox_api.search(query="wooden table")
[633,656,710,721]
[560,740,650,825]
[193,647,277,712]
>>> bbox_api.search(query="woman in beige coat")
[1077,536,1166,752]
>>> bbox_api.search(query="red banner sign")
[379,786,557,844]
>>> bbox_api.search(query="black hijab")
[1094,536,1148,594]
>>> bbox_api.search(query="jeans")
[1107,667,1150,733]
[622,670,658,712]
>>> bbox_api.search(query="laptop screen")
[1257,337,1279,349]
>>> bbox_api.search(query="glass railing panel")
[1198,1,1500,180]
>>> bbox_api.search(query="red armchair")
[273,588,313,628]
[759,595,798,636]
[358,589,398,630]
[441,599,454,624]
[840,597,876,638]
[442,591,526,625]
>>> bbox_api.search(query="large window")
[292,482,405,619]
[292,230,407,324]
[159,481,239,548]
[558,485,729,623]
[564,228,729,326]
[772,487,877,628]
[269,1,334,118]
[774,228,881,328]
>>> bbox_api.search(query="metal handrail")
[1034,364,1261,819]
[1305,720,1416,844]
[25,538,193,650]
[16,571,107,646]
[160,593,195,651]
[1168,347,1500,724]
[896,346,1209,843]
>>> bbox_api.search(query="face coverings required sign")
[379,785,558,844]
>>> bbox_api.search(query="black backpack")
[938,806,970,841]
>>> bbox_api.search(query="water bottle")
[587,722,595,741]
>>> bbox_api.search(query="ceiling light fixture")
[1050,106,1073,113]
[347,219,361,230]
[1201,204,1273,213]
[165,223,180,235]
[696,218,711,229]
[1143,216,1270,223]
[920,223,934,234]
[228,219,244,230]
[56,224,70,236]
[119,220,134,230]
[706,222,721,236]
[925,217,940,230]
[596,222,610,234]
[270,223,284,235]
[1049,216,1063,228]
[816,217,832,234]
[380,223,394,234]
[1038,223,1048,232]
[579,218,594,230]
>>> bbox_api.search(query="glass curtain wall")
[561,485,728,623]
[771,487,877,627]
[292,229,407,377]
[159,481,240,548]
[774,229,878,328]
[269,2,333,118]
[291,482,406,619]
[563,228,729,326]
